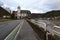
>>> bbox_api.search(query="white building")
[16,6,31,19]
[20,10,31,18]
[16,6,21,19]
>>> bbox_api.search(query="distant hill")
[43,10,60,18]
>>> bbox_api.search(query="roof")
[20,10,31,14]
[12,11,17,14]
[0,6,11,16]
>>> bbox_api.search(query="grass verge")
[0,19,14,22]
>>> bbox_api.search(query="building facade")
[16,6,21,19]
[20,10,31,18]
[15,6,31,19]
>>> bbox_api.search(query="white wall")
[21,13,27,17]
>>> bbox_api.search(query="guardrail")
[4,21,24,40]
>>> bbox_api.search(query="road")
[0,20,22,40]
[16,20,41,40]
[0,19,59,40]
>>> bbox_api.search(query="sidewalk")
[16,20,40,40]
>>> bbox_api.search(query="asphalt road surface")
[0,20,22,40]
[16,20,41,40]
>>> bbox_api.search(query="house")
[0,6,11,18]
[15,6,31,19]
[11,11,17,19]
[20,10,31,18]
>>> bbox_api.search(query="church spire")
[17,6,21,9]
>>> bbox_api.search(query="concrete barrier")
[26,19,60,40]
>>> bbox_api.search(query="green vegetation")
[0,19,14,22]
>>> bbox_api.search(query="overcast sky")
[0,0,60,13]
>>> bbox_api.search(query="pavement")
[16,20,40,40]
[0,20,22,40]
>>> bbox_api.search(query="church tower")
[16,6,21,19]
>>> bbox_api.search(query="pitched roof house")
[0,6,11,18]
